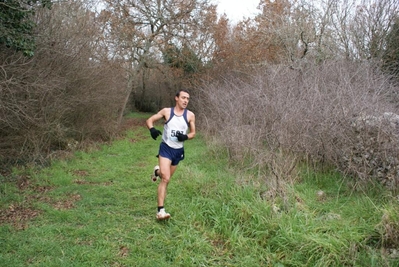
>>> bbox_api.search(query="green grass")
[1,117,398,266]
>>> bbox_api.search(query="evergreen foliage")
[0,0,51,56]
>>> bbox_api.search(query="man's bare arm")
[146,108,168,129]
[187,112,196,140]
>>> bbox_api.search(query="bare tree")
[350,0,398,60]
[248,0,399,64]
[99,0,217,117]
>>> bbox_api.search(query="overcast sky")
[212,0,261,22]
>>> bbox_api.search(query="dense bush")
[0,3,126,166]
[197,60,399,190]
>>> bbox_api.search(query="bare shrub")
[197,60,399,190]
[0,1,126,166]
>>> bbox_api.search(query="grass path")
[1,114,399,266]
[0,116,243,266]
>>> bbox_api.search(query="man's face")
[176,92,190,109]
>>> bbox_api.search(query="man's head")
[175,89,190,109]
[175,89,189,97]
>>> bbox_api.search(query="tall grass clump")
[196,60,399,191]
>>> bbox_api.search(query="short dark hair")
[176,89,189,97]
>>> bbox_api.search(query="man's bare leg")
[156,156,177,219]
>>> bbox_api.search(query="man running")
[146,89,196,220]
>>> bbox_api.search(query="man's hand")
[176,132,188,141]
[150,127,162,140]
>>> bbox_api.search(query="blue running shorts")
[158,142,185,166]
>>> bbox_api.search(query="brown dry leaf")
[119,246,129,257]
[53,194,82,210]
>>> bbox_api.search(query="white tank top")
[162,108,189,149]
